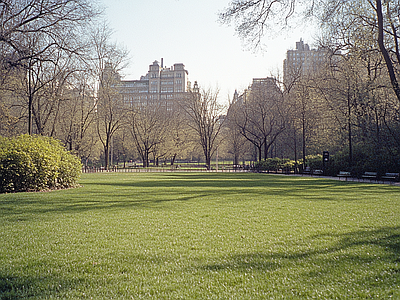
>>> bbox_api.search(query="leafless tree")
[57,70,97,157]
[232,78,286,161]
[0,0,100,134]
[157,112,192,166]
[0,0,99,68]
[23,42,79,135]
[180,83,225,170]
[129,101,172,168]
[220,0,400,104]
[312,45,400,165]
[92,24,129,170]
[226,92,250,165]
[219,0,316,48]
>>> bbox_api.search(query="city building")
[283,39,329,86]
[232,77,281,105]
[115,59,190,110]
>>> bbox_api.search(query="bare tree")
[156,112,192,166]
[219,0,315,48]
[57,70,97,157]
[129,101,172,168]
[0,0,100,134]
[231,78,286,161]
[180,83,225,170]
[220,0,400,103]
[92,24,129,170]
[0,0,99,68]
[226,92,252,165]
[22,41,79,135]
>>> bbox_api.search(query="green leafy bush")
[305,154,323,170]
[0,135,82,193]
[324,143,400,177]
[255,158,296,173]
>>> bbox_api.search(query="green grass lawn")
[1,172,399,299]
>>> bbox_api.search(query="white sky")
[100,0,316,103]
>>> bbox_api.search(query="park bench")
[381,172,399,182]
[362,171,378,181]
[337,171,351,181]
[312,169,323,176]
[302,166,311,175]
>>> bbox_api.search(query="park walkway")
[82,166,400,186]
[291,173,400,186]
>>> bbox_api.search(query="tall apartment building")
[232,77,281,105]
[283,39,329,86]
[115,59,190,109]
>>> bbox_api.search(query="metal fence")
[82,166,249,173]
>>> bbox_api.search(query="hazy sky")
[100,0,315,102]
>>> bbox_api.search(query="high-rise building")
[115,59,190,109]
[232,77,281,105]
[283,39,329,86]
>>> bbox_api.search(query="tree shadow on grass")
[200,226,400,295]
[0,274,87,300]
[87,172,397,195]
[0,173,398,222]
[1,227,399,299]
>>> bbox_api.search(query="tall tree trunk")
[104,144,109,171]
[264,137,268,160]
[348,92,353,167]
[302,119,306,168]
[376,0,400,102]
[28,94,33,135]
[171,153,177,166]
[234,153,239,166]
[206,155,211,170]
[294,127,298,173]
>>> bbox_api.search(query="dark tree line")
[2,0,400,173]
[221,0,400,173]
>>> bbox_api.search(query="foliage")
[255,157,295,172]
[0,134,82,193]
[219,0,400,171]
[0,173,399,298]
[328,144,400,177]
[180,85,225,170]
[228,78,286,162]
[304,154,323,170]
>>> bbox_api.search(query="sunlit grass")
[1,172,399,299]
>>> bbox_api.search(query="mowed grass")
[1,173,399,299]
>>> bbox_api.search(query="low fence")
[82,166,249,173]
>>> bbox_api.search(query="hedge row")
[0,135,82,193]
[254,158,296,173]
[254,146,400,177]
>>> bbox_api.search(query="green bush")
[255,158,296,173]
[324,143,400,177]
[0,135,82,193]
[305,154,324,170]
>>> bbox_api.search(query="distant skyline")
[100,0,316,102]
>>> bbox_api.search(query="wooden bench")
[362,171,378,181]
[337,171,351,181]
[302,166,311,175]
[312,169,323,176]
[381,172,399,182]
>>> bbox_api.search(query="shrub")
[0,135,82,193]
[305,154,323,170]
[325,143,400,177]
[255,158,296,173]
